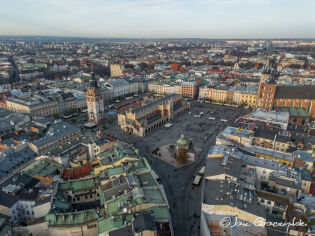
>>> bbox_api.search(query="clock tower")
[86,73,105,125]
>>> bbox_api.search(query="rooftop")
[21,158,62,177]
[98,216,124,235]
[276,107,309,118]
[45,209,99,226]
[292,150,314,163]
[222,126,253,138]
[236,151,281,171]
[203,179,265,218]
[0,144,37,178]
[205,155,241,180]
[32,121,79,147]
[134,94,181,113]
[59,177,99,192]
[250,110,289,123]
[241,146,294,162]
[6,95,54,107]
[275,86,315,100]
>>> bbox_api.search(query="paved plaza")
[105,101,249,236]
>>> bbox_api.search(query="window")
[87,224,97,229]
[267,200,271,205]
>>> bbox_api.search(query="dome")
[176,134,188,146]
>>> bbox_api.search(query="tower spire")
[89,72,98,88]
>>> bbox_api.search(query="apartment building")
[6,96,59,117]
[29,121,81,155]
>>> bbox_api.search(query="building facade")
[181,81,197,98]
[273,86,315,120]
[257,83,277,110]
[5,96,59,117]
[118,94,190,136]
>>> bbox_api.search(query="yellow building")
[110,64,123,77]
[241,92,257,107]
[148,83,170,95]
[249,146,294,167]
[253,129,291,153]
[208,88,227,103]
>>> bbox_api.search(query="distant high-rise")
[86,73,105,125]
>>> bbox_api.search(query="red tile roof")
[62,162,92,180]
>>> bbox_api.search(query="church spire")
[89,72,98,88]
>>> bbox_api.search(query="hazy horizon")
[1,35,315,40]
[1,0,315,39]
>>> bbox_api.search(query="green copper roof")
[45,209,99,226]
[59,177,99,192]
[107,167,123,177]
[145,207,171,220]
[21,158,62,177]
[106,193,132,215]
[98,216,124,235]
[143,189,164,204]
[277,107,309,118]
[176,134,189,146]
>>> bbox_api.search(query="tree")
[124,64,134,69]
[138,62,148,71]
[52,113,60,119]
[177,147,188,164]
[239,103,246,108]
[64,108,77,116]
[169,144,175,152]
[261,181,269,189]
[70,59,80,67]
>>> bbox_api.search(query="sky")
[0,0,315,39]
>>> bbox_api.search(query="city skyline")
[1,0,315,39]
